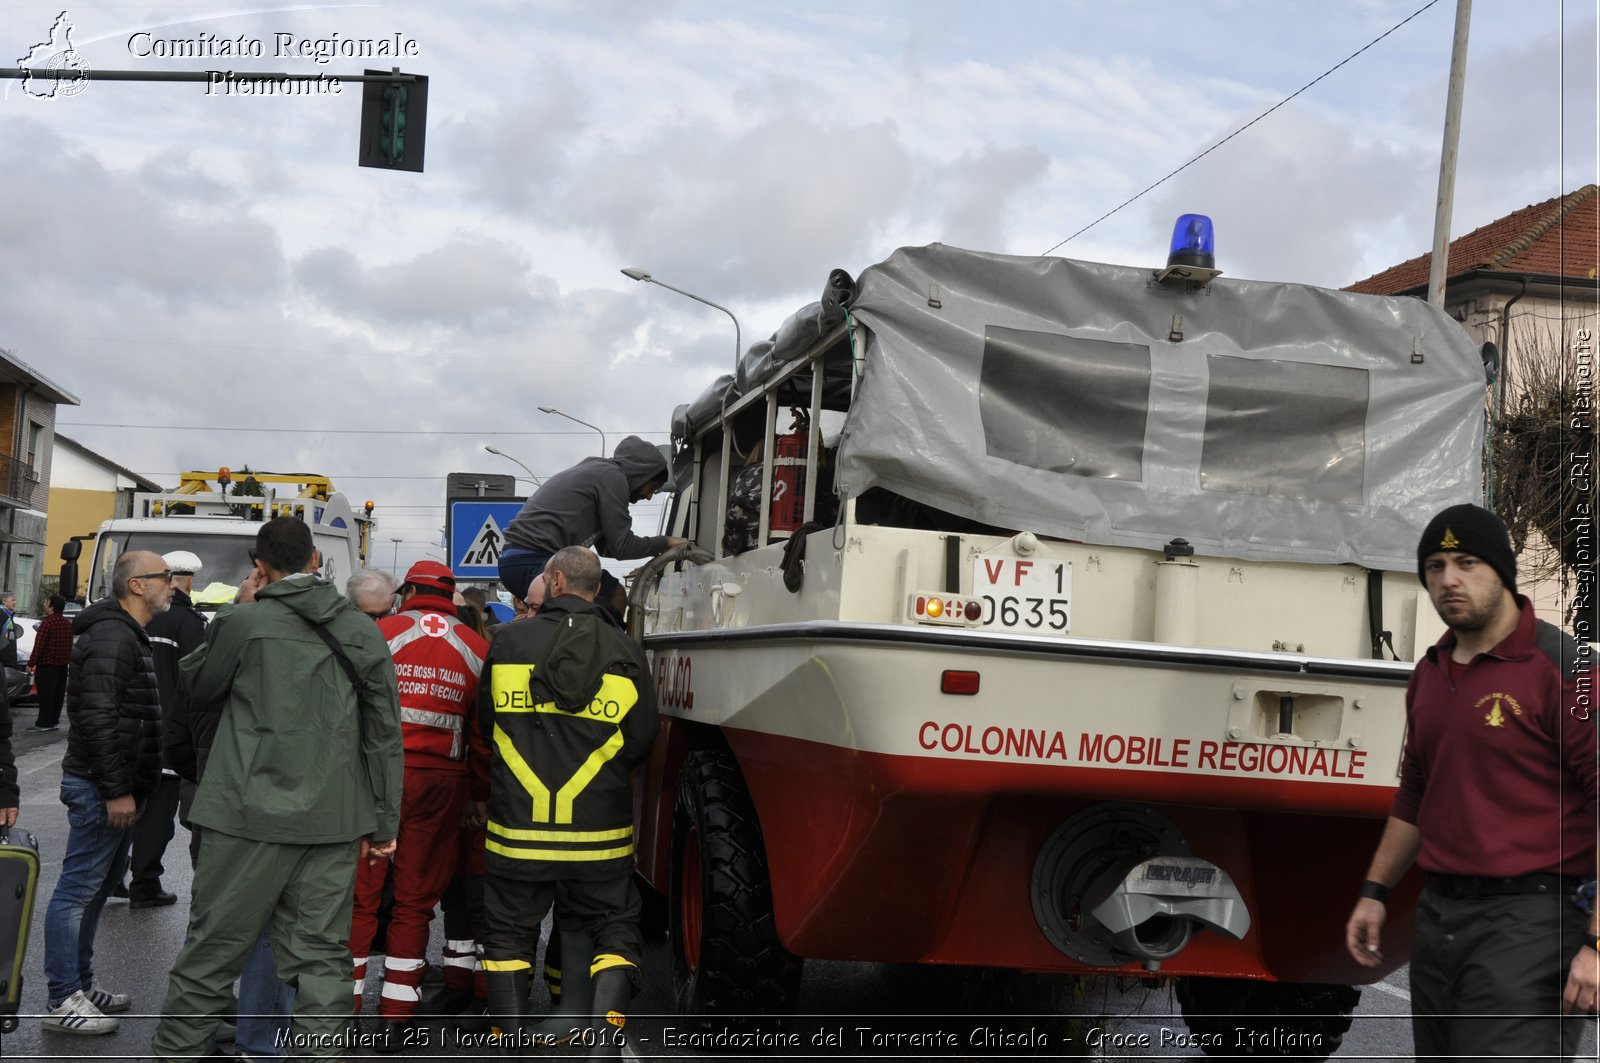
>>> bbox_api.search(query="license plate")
[972,554,1071,633]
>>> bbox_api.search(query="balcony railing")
[0,454,40,504]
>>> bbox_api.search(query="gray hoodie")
[504,435,670,559]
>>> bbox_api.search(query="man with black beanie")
[1344,502,1599,1059]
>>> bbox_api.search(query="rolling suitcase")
[0,825,40,1034]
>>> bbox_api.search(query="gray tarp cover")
[837,244,1485,571]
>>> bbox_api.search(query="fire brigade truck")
[59,468,375,608]
[629,224,1486,1052]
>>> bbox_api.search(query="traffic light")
[359,69,428,172]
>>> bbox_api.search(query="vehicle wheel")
[670,749,803,1018]
[635,871,668,940]
[1176,977,1360,1060]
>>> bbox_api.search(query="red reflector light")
[941,670,980,696]
[963,600,983,622]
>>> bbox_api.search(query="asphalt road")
[0,729,1589,1061]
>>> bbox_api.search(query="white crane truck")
[60,469,374,608]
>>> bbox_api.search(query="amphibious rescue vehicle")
[630,227,1485,1052]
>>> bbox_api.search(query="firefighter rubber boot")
[529,929,595,1043]
[587,967,633,1059]
[484,967,529,1057]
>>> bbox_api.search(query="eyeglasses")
[131,571,173,583]
[361,593,401,620]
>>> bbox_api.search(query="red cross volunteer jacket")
[378,594,491,796]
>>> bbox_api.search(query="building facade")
[0,350,78,614]
[1346,185,1599,627]
[44,434,163,603]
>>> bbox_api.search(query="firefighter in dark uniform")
[478,546,657,1057]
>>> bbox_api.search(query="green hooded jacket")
[183,574,403,845]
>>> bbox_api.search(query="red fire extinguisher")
[770,412,809,534]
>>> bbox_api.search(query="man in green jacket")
[151,517,404,1062]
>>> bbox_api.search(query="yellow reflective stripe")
[482,958,532,972]
[492,724,550,822]
[484,839,635,861]
[489,663,540,713]
[486,821,632,843]
[490,670,641,826]
[555,728,625,824]
[489,667,639,723]
[590,953,637,978]
[536,672,639,725]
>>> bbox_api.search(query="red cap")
[403,560,456,594]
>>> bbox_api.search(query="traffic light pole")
[0,66,417,85]
[2,65,429,171]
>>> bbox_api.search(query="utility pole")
[1427,0,1472,309]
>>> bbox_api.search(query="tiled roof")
[1345,184,1599,294]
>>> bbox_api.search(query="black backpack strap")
[304,618,370,759]
[307,620,363,695]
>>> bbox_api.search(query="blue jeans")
[43,773,133,1005]
[235,925,295,1058]
[498,547,552,602]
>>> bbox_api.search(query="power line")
[59,422,668,437]
[7,329,727,371]
[1040,0,1443,255]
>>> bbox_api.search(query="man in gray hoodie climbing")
[497,435,686,600]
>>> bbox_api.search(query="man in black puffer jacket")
[39,550,166,1037]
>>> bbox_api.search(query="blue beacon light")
[1167,213,1215,270]
[1155,212,1221,286]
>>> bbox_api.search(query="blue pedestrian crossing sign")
[447,499,524,579]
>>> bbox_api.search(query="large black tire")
[670,749,803,1019]
[634,871,668,940]
[1176,977,1361,1060]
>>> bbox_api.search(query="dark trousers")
[1411,887,1591,1062]
[128,772,182,898]
[34,664,67,728]
[480,871,641,985]
[497,550,552,603]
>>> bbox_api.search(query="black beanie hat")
[1416,503,1516,593]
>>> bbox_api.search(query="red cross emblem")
[419,613,450,637]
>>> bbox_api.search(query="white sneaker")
[41,989,119,1035]
[84,986,132,1013]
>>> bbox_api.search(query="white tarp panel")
[836,244,1486,571]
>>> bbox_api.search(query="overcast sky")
[3,1,1595,576]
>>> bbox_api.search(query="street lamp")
[483,444,543,487]
[538,407,606,457]
[621,267,742,373]
[390,537,403,573]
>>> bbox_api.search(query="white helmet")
[162,550,203,576]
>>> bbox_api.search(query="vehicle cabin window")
[1200,355,1368,505]
[980,327,1151,482]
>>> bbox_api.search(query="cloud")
[919,143,1053,250]
[0,119,286,311]
[441,63,592,213]
[295,238,552,331]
